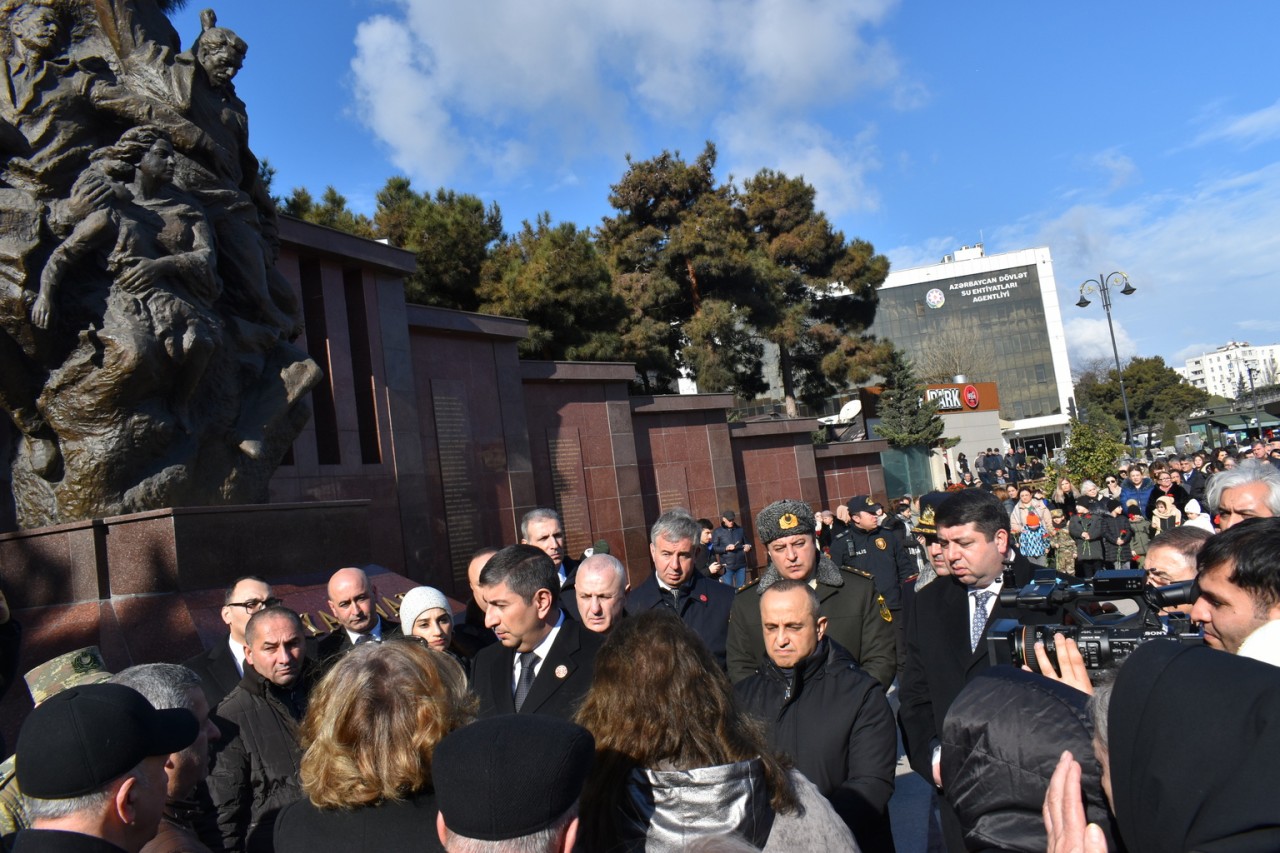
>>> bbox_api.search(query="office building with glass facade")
[866,244,1073,457]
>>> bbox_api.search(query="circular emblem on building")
[925,288,946,309]
[963,384,980,409]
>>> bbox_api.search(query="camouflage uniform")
[0,647,112,841]
[1049,522,1076,575]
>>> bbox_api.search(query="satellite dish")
[819,399,863,425]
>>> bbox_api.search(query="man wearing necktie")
[316,567,402,665]
[898,489,1049,853]
[471,545,603,720]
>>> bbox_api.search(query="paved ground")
[886,685,946,852]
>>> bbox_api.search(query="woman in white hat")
[399,586,469,675]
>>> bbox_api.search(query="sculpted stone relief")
[0,1,320,528]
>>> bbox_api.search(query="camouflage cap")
[24,646,111,706]
[912,491,952,536]
[756,499,816,545]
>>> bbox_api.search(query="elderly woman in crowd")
[573,610,855,852]
[273,641,476,853]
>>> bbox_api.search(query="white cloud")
[1173,342,1218,364]
[984,160,1280,361]
[719,117,882,218]
[1194,97,1280,148]
[1089,149,1138,192]
[1064,317,1136,369]
[883,236,961,272]
[348,0,907,196]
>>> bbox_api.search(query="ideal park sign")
[925,382,1000,414]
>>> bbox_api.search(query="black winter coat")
[941,667,1119,852]
[208,667,311,853]
[274,790,444,853]
[734,638,897,853]
[1100,513,1133,562]
[626,573,734,669]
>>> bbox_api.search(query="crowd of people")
[3,438,1280,852]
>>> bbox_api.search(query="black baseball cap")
[847,495,882,514]
[434,715,594,840]
[16,683,198,799]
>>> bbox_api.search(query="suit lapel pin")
[555,665,569,679]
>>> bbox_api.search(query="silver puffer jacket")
[612,758,859,851]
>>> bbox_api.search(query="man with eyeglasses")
[186,576,280,709]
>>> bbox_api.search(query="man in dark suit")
[186,576,280,709]
[520,508,581,619]
[898,489,1042,852]
[316,567,401,662]
[471,545,602,720]
[627,509,734,669]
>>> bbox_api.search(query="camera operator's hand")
[1044,751,1107,853]
[1026,634,1094,695]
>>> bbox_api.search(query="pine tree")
[874,348,946,448]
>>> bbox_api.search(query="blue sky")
[170,1,1280,373]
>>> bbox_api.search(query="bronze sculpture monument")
[0,0,320,528]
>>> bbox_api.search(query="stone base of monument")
[0,500,440,748]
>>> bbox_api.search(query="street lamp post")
[1076,272,1136,446]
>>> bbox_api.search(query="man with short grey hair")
[521,508,581,617]
[574,554,629,635]
[626,509,735,668]
[1206,458,1280,529]
[110,665,223,853]
[13,683,198,853]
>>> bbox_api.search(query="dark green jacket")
[726,556,896,689]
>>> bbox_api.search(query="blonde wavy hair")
[299,640,476,809]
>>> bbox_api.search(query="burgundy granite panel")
[580,433,614,469]
[589,497,622,535]
[104,516,179,595]
[622,526,653,584]
[614,464,642,500]
[610,431,638,469]
[0,523,104,607]
[585,466,619,502]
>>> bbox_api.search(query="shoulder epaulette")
[841,566,876,582]
[736,577,763,593]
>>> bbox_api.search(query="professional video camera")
[987,569,1202,675]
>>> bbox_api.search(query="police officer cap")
[756,499,816,545]
[912,491,951,536]
[16,683,197,799]
[847,495,882,515]
[434,714,595,841]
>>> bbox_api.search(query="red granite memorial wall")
[0,218,892,741]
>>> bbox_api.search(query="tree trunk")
[779,343,799,418]
[685,258,701,311]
